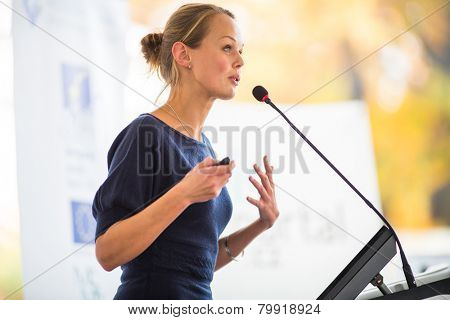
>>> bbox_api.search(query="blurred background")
[0,0,449,299]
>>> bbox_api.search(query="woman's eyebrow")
[220,35,236,42]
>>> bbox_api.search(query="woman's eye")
[223,45,243,55]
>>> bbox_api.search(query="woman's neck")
[154,84,215,141]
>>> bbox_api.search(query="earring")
[188,63,192,69]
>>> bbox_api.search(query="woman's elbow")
[95,236,117,272]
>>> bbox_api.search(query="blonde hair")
[141,3,234,99]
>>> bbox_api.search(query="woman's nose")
[235,53,244,68]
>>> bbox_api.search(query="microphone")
[253,85,417,289]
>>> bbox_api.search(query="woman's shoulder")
[113,113,163,144]
[106,113,163,170]
[128,112,163,135]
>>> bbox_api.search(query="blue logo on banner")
[61,64,91,112]
[22,0,42,24]
[71,201,96,244]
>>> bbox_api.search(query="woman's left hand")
[247,155,280,229]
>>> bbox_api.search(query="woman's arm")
[95,156,233,272]
[95,181,191,272]
[215,155,280,271]
[214,219,268,271]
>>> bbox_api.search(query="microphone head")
[252,85,269,102]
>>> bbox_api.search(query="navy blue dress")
[92,113,233,299]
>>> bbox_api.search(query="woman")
[92,3,280,300]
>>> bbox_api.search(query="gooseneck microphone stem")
[264,97,417,289]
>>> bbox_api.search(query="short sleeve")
[92,117,159,241]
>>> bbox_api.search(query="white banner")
[13,0,127,299]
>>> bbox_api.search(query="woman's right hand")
[179,156,235,204]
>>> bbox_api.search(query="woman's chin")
[218,88,237,100]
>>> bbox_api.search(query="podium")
[317,226,450,300]
[318,226,396,299]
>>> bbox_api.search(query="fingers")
[263,155,275,189]
[253,161,273,195]
[246,195,261,208]
[248,175,270,200]
[202,160,235,175]
[198,156,215,168]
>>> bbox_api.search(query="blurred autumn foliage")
[131,0,449,229]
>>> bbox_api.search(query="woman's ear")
[172,41,191,69]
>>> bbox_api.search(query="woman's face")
[189,14,244,100]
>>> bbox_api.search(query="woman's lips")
[229,76,239,86]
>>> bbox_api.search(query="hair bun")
[141,32,163,67]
